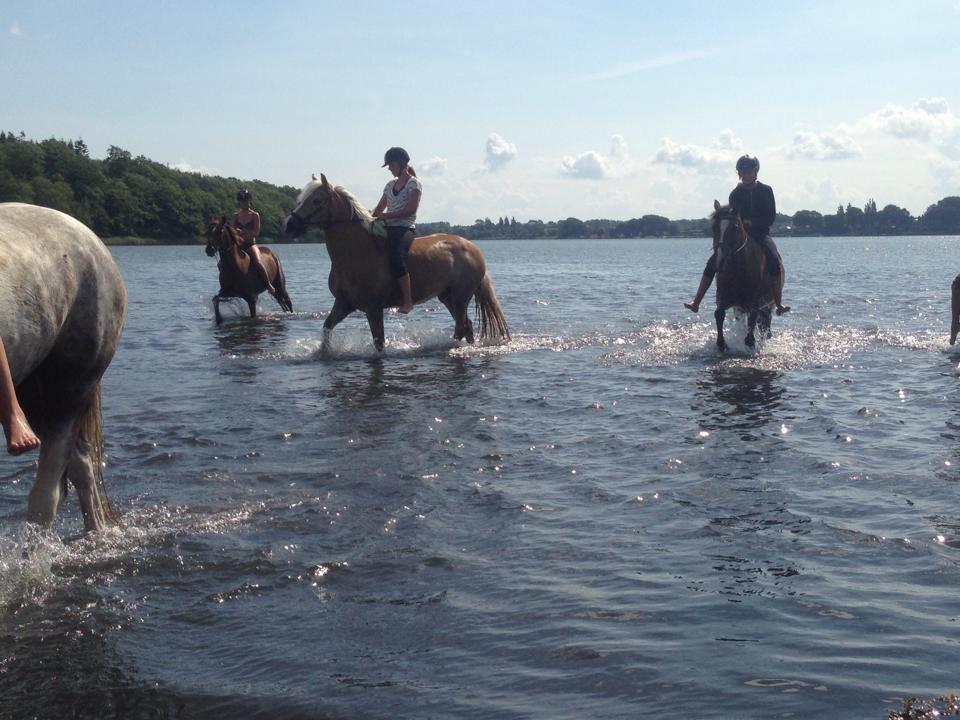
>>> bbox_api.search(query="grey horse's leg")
[714,306,727,353]
[26,429,72,527]
[67,437,114,532]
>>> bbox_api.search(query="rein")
[290,190,359,231]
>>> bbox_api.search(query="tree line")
[2,132,960,243]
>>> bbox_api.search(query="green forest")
[2,132,960,243]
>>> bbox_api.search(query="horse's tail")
[76,383,120,526]
[272,255,294,313]
[474,273,510,342]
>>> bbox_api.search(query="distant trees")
[0,133,301,241]
[2,131,960,241]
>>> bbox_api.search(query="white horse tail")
[474,274,510,342]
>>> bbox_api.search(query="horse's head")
[204,216,233,256]
[711,199,747,267]
[285,173,337,238]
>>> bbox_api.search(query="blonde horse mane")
[296,177,385,238]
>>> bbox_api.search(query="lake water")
[1,236,959,719]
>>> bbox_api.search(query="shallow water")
[2,236,959,719]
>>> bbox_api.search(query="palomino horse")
[711,200,785,352]
[204,218,293,323]
[0,203,126,531]
[284,174,509,352]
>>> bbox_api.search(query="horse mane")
[296,177,383,237]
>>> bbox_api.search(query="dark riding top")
[232,212,258,250]
[729,181,776,242]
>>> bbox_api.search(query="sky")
[2,1,960,224]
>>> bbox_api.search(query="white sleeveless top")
[383,176,422,228]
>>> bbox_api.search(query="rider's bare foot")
[4,409,40,456]
[684,301,700,313]
[398,303,414,314]
[776,304,791,316]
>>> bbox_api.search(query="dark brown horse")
[284,174,509,352]
[950,274,960,345]
[204,218,293,323]
[711,200,785,352]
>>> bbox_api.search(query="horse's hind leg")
[213,295,223,324]
[26,429,72,527]
[365,309,386,352]
[759,307,773,339]
[745,310,758,348]
[714,306,728,352]
[439,292,473,343]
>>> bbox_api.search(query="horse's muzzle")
[284,214,305,238]
[205,245,217,257]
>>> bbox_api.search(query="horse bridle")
[715,211,748,257]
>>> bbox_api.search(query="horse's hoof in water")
[716,339,727,353]
[745,334,755,349]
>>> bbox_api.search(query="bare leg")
[250,246,277,295]
[774,284,790,316]
[951,275,960,345]
[685,273,713,313]
[0,338,40,455]
[397,274,414,314]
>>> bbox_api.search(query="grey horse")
[0,203,126,530]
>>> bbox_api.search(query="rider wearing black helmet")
[232,188,276,296]
[685,155,790,316]
[371,147,421,313]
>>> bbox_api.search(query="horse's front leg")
[365,308,386,353]
[321,297,355,354]
[714,305,728,353]
[213,294,223,324]
[246,295,257,318]
[745,309,758,349]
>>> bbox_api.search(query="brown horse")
[711,200,785,352]
[204,218,293,323]
[284,174,509,352]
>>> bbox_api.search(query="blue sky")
[3,1,960,223]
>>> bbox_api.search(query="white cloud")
[559,135,632,180]
[785,128,862,160]
[610,134,629,161]
[418,156,447,176]
[9,22,22,36]
[170,160,218,175]
[484,133,517,172]
[560,151,609,179]
[861,98,959,140]
[652,130,742,171]
[580,49,718,82]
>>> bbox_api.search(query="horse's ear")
[311,173,318,181]
[713,199,721,211]
[320,173,331,189]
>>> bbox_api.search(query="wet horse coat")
[284,174,509,351]
[0,203,126,530]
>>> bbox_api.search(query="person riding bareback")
[232,188,276,296]
[371,147,421,314]
[685,155,790,316]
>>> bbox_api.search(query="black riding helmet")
[236,188,252,202]
[735,155,760,173]
[382,147,410,167]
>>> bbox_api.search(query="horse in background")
[0,203,126,531]
[711,200,785,352]
[204,217,293,323]
[284,174,509,352]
